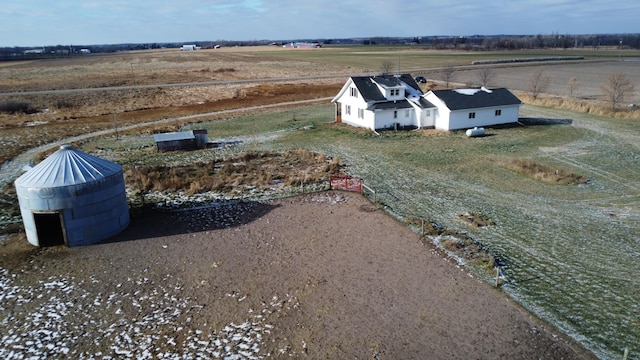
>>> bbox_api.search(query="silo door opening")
[33,212,66,247]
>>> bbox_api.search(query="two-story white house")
[331,74,522,131]
[331,74,433,131]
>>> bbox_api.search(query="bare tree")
[381,60,394,75]
[441,65,456,88]
[601,72,636,110]
[567,77,578,98]
[476,67,496,87]
[528,69,551,99]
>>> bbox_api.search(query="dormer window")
[389,88,404,97]
[350,87,358,97]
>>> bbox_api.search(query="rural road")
[0,97,331,189]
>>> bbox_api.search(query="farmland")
[1,46,640,358]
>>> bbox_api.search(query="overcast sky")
[1,0,638,47]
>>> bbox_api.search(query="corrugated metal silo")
[14,145,130,247]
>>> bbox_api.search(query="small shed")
[14,145,130,247]
[154,130,208,152]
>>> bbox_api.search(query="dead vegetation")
[457,212,496,227]
[124,149,344,195]
[405,216,497,272]
[0,82,342,166]
[501,158,589,185]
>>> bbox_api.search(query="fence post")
[623,347,629,360]
[421,219,425,237]
[495,267,501,288]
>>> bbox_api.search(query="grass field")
[2,46,640,358]
[78,102,640,359]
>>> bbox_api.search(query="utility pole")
[130,63,136,85]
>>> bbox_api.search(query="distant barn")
[153,130,208,152]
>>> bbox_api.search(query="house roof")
[340,74,424,103]
[430,87,522,111]
[370,100,415,111]
[15,145,122,189]
[416,97,436,108]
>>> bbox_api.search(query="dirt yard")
[0,192,595,359]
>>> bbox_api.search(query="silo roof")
[15,145,123,188]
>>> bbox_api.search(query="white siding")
[445,105,519,130]
[337,89,372,129]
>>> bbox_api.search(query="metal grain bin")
[14,145,130,247]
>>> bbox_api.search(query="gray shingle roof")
[351,74,423,102]
[430,88,522,110]
[153,130,195,143]
[370,100,414,110]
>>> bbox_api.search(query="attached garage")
[14,145,130,247]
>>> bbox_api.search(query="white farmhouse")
[331,74,522,131]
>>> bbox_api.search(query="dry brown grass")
[123,149,344,195]
[0,82,342,166]
[457,213,496,227]
[501,158,588,185]
[0,48,346,168]
[516,91,640,120]
[404,215,497,271]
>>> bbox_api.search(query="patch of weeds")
[501,158,588,185]
[458,212,496,227]
[0,101,37,114]
[410,216,500,274]
[123,149,345,196]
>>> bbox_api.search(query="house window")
[393,111,398,118]
[469,112,476,119]
[346,105,351,115]
[391,89,399,96]
[495,109,502,116]
[405,110,410,118]
[426,109,431,117]
[350,87,358,97]
[358,108,364,119]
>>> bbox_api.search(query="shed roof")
[153,131,195,143]
[15,145,122,188]
[430,87,522,111]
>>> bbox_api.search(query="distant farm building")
[282,42,322,48]
[14,145,130,247]
[181,44,200,51]
[154,130,209,151]
[332,74,522,131]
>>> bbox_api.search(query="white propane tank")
[466,127,485,137]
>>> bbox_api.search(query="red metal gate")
[330,175,362,193]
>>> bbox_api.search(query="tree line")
[3,33,640,60]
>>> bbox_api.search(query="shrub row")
[0,101,37,114]
[471,56,584,65]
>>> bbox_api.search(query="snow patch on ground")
[0,267,299,359]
